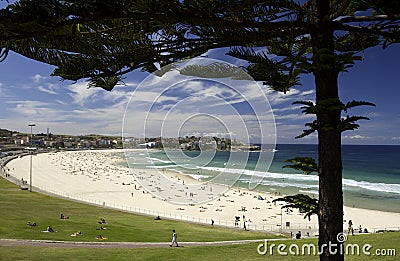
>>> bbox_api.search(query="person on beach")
[348,220,354,235]
[348,220,353,228]
[170,229,179,247]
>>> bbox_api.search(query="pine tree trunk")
[312,1,344,260]
[315,80,344,261]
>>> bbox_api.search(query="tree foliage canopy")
[1,0,399,90]
[273,194,318,221]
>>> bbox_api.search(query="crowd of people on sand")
[47,151,132,186]
[12,151,322,232]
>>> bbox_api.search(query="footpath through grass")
[0,233,399,260]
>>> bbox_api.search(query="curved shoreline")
[3,150,400,235]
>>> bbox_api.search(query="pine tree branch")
[336,14,400,23]
[327,0,352,21]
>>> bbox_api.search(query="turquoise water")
[123,145,400,213]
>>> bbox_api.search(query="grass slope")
[0,176,274,242]
[1,176,398,260]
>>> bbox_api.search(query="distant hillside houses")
[178,136,231,151]
[139,141,157,148]
[1,127,259,153]
[123,136,232,150]
[0,128,122,151]
[121,136,259,151]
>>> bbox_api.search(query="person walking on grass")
[170,229,179,247]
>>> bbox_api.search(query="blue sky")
[0,44,399,145]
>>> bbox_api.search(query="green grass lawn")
[1,176,399,261]
[0,176,275,242]
[0,233,399,260]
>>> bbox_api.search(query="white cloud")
[31,74,47,83]
[38,85,58,95]
[266,87,315,107]
[67,82,103,106]
[5,103,125,136]
[346,135,369,140]
[7,100,55,116]
[274,113,314,121]
[272,105,303,114]
[55,100,68,105]
[66,81,136,109]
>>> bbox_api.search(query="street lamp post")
[28,124,36,192]
[280,207,283,233]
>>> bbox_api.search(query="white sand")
[5,150,400,235]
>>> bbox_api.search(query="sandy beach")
[4,150,400,236]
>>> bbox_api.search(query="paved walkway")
[0,238,273,248]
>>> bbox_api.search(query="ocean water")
[123,144,400,213]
